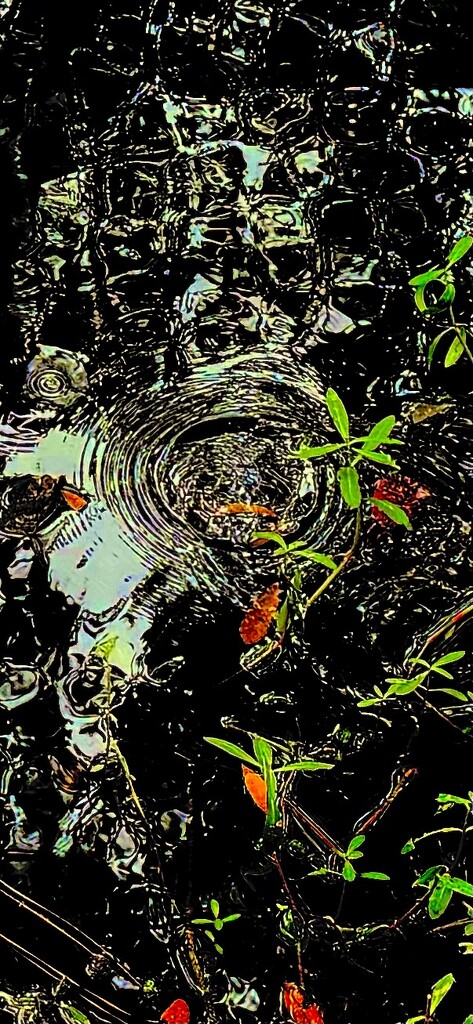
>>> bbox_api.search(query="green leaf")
[290,443,345,458]
[406,1016,426,1023]
[369,498,413,530]
[294,550,338,570]
[253,737,280,826]
[415,865,443,886]
[59,1008,91,1024]
[431,688,468,702]
[276,597,289,634]
[342,861,357,882]
[191,918,213,925]
[448,877,473,897]
[428,328,455,365]
[437,793,471,807]
[348,851,364,859]
[428,875,453,919]
[214,919,223,931]
[462,1016,473,1024]
[444,333,464,367]
[357,450,399,467]
[347,835,366,854]
[361,415,397,450]
[210,898,220,918]
[338,466,361,508]
[430,667,454,679]
[440,282,455,305]
[414,285,428,314]
[360,872,390,880]
[429,973,455,1015]
[221,913,241,923]
[203,737,259,767]
[401,839,415,854]
[433,651,465,667]
[385,675,424,696]
[357,697,384,707]
[252,531,288,550]
[274,761,334,772]
[408,267,443,286]
[326,388,350,440]
[446,235,473,266]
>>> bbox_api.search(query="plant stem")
[306,507,362,608]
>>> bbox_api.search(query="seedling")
[191,899,241,955]
[358,650,468,708]
[406,972,455,1023]
[308,834,389,884]
[409,234,473,367]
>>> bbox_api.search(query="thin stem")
[306,507,362,608]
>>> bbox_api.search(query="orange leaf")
[239,583,281,645]
[242,765,268,812]
[160,999,190,1023]
[214,503,276,517]
[61,489,88,512]
[283,983,324,1024]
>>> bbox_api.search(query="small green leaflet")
[361,415,396,451]
[431,687,468,701]
[347,835,365,854]
[444,329,465,367]
[428,327,455,365]
[433,650,465,666]
[369,498,412,530]
[446,235,473,266]
[290,443,345,459]
[338,466,361,508]
[210,898,220,917]
[253,736,280,826]
[295,550,337,570]
[385,675,424,696]
[342,861,357,882]
[203,737,259,767]
[326,388,350,441]
[273,760,334,773]
[252,530,288,550]
[360,872,390,881]
[429,973,455,1015]
[358,450,399,468]
[437,793,471,808]
[59,1008,90,1024]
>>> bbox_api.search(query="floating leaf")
[326,388,350,440]
[203,737,259,767]
[338,466,361,508]
[429,973,455,1015]
[446,235,473,266]
[369,498,412,530]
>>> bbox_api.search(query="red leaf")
[160,999,190,1023]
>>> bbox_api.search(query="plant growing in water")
[408,234,473,367]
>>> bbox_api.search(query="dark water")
[1,3,473,1023]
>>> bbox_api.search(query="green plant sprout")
[406,972,455,1024]
[203,734,334,828]
[409,234,473,367]
[191,899,241,956]
[357,650,468,709]
[308,833,390,884]
[401,792,473,923]
[291,387,405,513]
